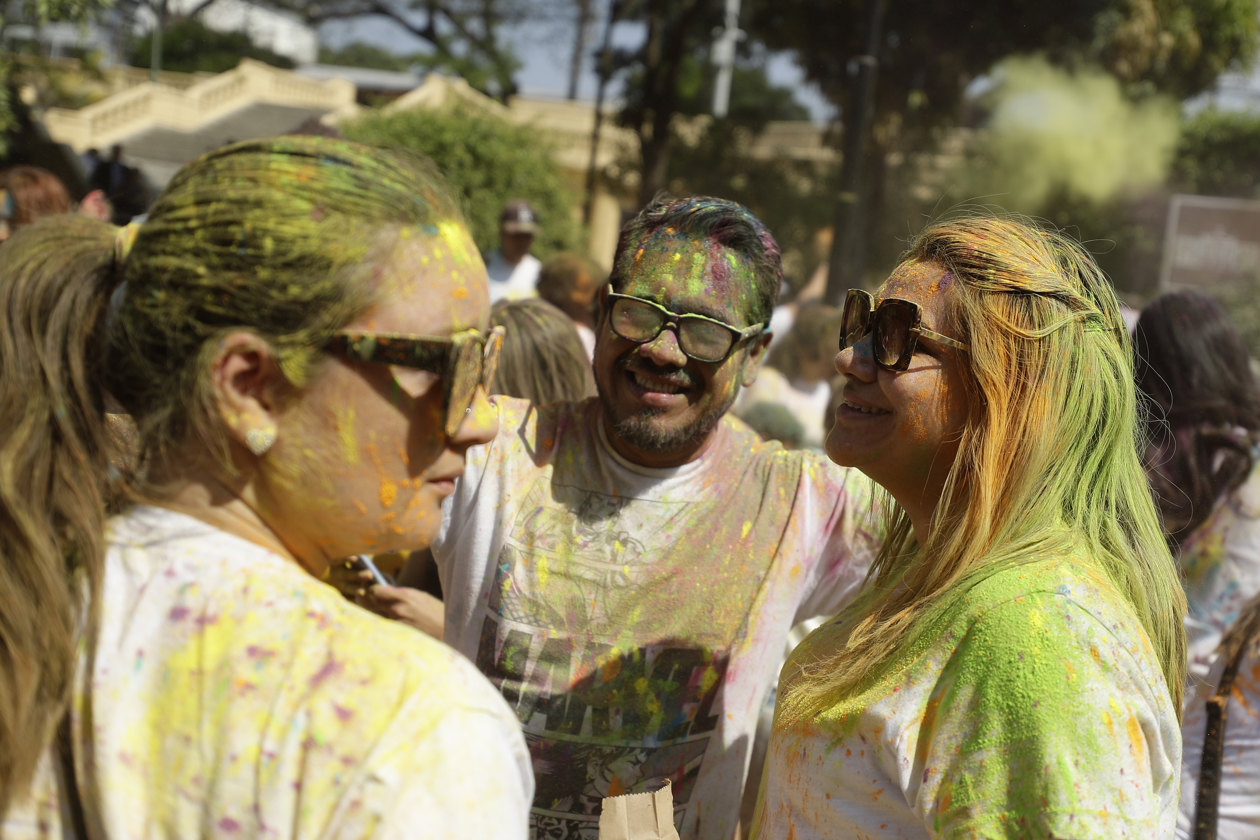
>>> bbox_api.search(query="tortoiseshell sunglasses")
[323,327,504,436]
[840,289,968,371]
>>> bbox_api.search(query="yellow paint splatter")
[337,409,358,466]
[740,520,752,540]
[1125,714,1145,762]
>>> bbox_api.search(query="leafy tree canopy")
[1172,107,1260,199]
[129,18,296,73]
[319,41,417,72]
[341,104,584,257]
[0,0,113,156]
[749,0,1259,138]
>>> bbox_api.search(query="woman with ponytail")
[753,215,1186,838]
[0,136,531,837]
[1133,291,1260,839]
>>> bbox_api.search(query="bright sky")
[319,13,834,120]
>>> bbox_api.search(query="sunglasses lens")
[840,291,871,350]
[678,319,734,363]
[873,301,915,368]
[611,298,665,342]
[443,336,483,435]
[481,328,504,393]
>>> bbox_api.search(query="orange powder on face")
[379,478,398,508]
[452,286,469,300]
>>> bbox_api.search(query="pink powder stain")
[167,605,190,622]
[309,657,344,688]
[333,703,354,722]
[218,817,241,832]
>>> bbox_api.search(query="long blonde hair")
[787,215,1187,717]
[0,136,466,814]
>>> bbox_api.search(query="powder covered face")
[259,222,497,564]
[826,259,969,530]
[594,230,769,468]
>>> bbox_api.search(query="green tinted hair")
[108,136,464,468]
[0,135,466,813]
[785,215,1187,719]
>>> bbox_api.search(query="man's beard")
[596,360,739,456]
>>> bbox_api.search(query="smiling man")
[430,196,879,840]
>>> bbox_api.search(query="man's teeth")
[845,400,886,415]
[633,371,686,394]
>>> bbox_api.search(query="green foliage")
[1092,0,1260,99]
[319,41,416,72]
[320,41,413,71]
[129,18,296,73]
[0,0,112,157]
[341,105,584,258]
[1172,108,1260,199]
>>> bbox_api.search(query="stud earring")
[244,426,277,456]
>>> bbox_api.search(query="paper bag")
[598,780,681,840]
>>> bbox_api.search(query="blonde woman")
[753,216,1186,838]
[0,137,531,837]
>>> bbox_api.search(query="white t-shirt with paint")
[5,506,533,839]
[1175,462,1260,839]
[1179,462,1260,683]
[432,396,880,840]
[754,556,1181,839]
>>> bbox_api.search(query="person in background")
[1134,290,1260,840]
[735,301,840,449]
[490,297,596,405]
[485,199,542,302]
[0,135,531,838]
[0,165,72,242]
[755,215,1186,838]
[535,251,608,359]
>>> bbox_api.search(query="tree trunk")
[823,0,886,305]
[568,0,594,100]
[634,0,704,206]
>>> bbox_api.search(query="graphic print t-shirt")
[433,397,879,840]
[754,557,1181,839]
[5,506,533,840]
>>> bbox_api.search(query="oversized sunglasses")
[840,288,968,371]
[607,293,766,364]
[323,327,504,436]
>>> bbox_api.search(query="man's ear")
[209,331,287,456]
[595,284,612,325]
[740,331,773,388]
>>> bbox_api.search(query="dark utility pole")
[824,0,887,304]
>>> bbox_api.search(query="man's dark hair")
[610,195,782,326]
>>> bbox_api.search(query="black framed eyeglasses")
[840,288,968,372]
[323,327,504,436]
[606,293,765,364]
